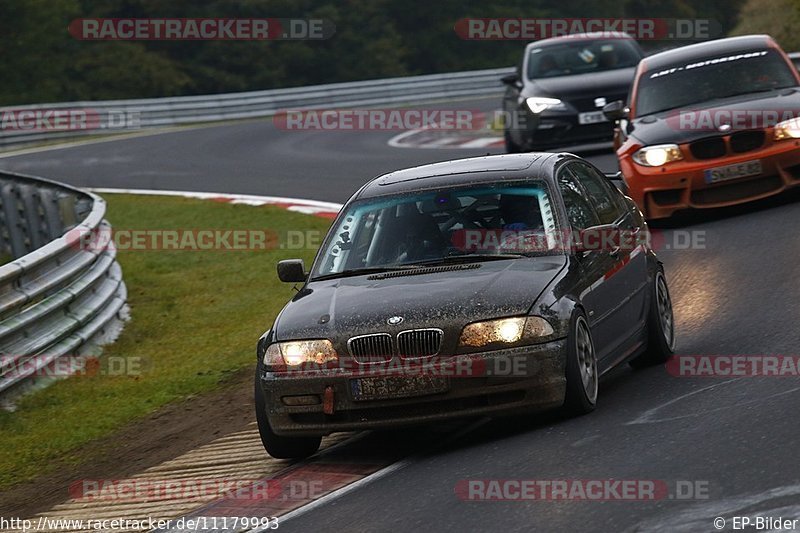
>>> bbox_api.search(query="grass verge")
[0,194,331,489]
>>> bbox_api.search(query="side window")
[568,163,625,225]
[557,168,600,231]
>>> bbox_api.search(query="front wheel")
[630,269,676,368]
[254,371,321,459]
[563,310,598,415]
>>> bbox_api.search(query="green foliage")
[731,0,800,52]
[0,0,760,105]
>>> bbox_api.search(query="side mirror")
[501,73,521,87]
[602,100,628,122]
[277,259,307,283]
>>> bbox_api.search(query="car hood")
[273,256,566,347]
[525,67,636,101]
[630,88,800,145]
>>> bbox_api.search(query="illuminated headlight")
[458,316,554,351]
[774,118,800,140]
[263,339,338,369]
[632,144,684,167]
[525,97,567,114]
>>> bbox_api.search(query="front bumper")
[258,340,567,436]
[515,111,613,149]
[622,138,800,219]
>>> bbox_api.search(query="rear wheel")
[563,311,597,415]
[630,269,675,368]
[254,370,321,459]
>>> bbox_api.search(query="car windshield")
[312,183,561,279]
[526,39,641,79]
[635,49,798,116]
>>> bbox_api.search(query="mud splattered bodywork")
[256,153,665,438]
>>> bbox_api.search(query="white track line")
[251,418,490,531]
[89,187,343,216]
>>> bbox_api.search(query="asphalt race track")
[3,95,800,532]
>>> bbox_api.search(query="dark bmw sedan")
[501,32,643,152]
[255,153,675,459]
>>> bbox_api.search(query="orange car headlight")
[774,118,800,140]
[632,144,684,167]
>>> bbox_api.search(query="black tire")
[504,129,522,153]
[254,370,321,459]
[630,268,676,369]
[563,310,598,416]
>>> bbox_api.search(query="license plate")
[704,160,763,184]
[350,375,449,401]
[578,111,607,125]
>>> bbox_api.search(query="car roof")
[525,32,636,50]
[354,153,572,199]
[641,35,776,72]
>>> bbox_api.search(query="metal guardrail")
[0,171,127,399]
[0,67,513,147]
[1,49,799,149]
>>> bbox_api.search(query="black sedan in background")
[255,153,675,459]
[502,32,644,152]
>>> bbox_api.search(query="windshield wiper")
[403,253,525,267]
[312,265,421,281]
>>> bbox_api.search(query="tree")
[731,0,800,52]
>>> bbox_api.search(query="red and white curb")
[89,188,343,219]
[388,126,504,150]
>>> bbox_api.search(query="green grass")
[0,195,331,489]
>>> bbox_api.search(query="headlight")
[632,144,684,167]
[525,97,567,114]
[459,316,554,351]
[774,118,800,140]
[263,339,338,369]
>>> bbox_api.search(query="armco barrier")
[0,67,513,147]
[0,171,127,400]
[1,51,798,149]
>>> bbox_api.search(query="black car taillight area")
[730,130,765,153]
[689,137,727,159]
[347,333,393,363]
[398,328,443,359]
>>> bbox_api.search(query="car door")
[568,162,649,360]
[555,166,619,360]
